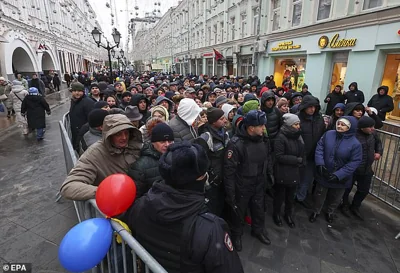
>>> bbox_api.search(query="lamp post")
[111,48,124,76]
[91,27,121,80]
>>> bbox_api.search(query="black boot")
[232,236,242,252]
[325,213,334,224]
[251,231,271,245]
[340,204,351,217]
[273,213,283,227]
[284,214,295,228]
[309,212,318,223]
[350,205,364,221]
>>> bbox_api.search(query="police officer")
[224,110,272,251]
[123,142,244,273]
[198,107,230,216]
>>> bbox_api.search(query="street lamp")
[91,27,121,80]
[111,49,125,75]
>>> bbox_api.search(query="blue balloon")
[59,218,113,272]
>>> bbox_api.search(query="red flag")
[213,48,224,61]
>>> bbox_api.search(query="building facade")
[132,0,400,119]
[0,0,103,80]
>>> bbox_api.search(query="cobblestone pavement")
[0,101,399,272]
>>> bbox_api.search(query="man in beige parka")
[60,114,143,200]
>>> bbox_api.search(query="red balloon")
[96,174,137,217]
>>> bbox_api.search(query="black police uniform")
[124,181,244,273]
[224,122,272,238]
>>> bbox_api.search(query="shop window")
[317,0,332,20]
[381,54,400,120]
[273,57,307,91]
[363,0,382,10]
[292,0,302,27]
[272,0,281,31]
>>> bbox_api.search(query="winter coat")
[122,181,244,273]
[367,86,394,121]
[0,83,13,109]
[9,85,28,112]
[297,95,326,160]
[82,127,102,151]
[29,78,46,96]
[344,102,383,129]
[53,75,61,86]
[344,82,365,104]
[21,94,50,129]
[260,91,282,140]
[273,126,306,185]
[355,130,383,175]
[324,91,345,116]
[315,116,362,189]
[69,95,95,149]
[60,114,143,200]
[169,115,198,143]
[127,142,163,198]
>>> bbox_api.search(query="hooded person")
[295,95,326,208]
[21,87,51,140]
[155,96,175,119]
[309,116,362,224]
[344,82,365,104]
[260,91,282,146]
[222,104,236,136]
[60,114,143,200]
[9,80,29,134]
[324,85,345,116]
[224,110,273,251]
[272,113,305,228]
[122,142,244,273]
[127,122,174,198]
[326,103,345,131]
[367,85,394,121]
[344,102,383,129]
[169,98,202,142]
[130,93,151,125]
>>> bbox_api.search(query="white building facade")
[0,0,103,80]
[132,0,400,114]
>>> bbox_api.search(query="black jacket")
[324,91,345,116]
[344,82,365,104]
[260,91,282,140]
[127,143,162,198]
[297,95,326,160]
[273,127,306,185]
[355,130,383,175]
[344,102,383,129]
[123,181,244,273]
[367,86,394,121]
[21,94,50,129]
[224,122,273,203]
[69,95,95,149]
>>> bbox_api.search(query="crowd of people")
[52,70,394,272]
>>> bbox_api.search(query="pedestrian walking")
[21,87,50,140]
[9,80,29,134]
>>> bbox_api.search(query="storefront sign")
[318,34,357,49]
[203,53,214,57]
[271,41,301,51]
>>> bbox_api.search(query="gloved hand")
[317,165,330,178]
[46,111,51,115]
[327,174,340,184]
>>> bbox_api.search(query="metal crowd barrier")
[57,113,167,273]
[371,121,400,240]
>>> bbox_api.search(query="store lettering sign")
[318,34,357,49]
[271,41,301,51]
[203,53,213,57]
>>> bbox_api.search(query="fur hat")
[244,110,267,127]
[159,142,209,188]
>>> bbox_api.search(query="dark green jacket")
[127,142,162,198]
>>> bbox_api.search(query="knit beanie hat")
[244,93,257,103]
[242,100,260,115]
[151,122,174,142]
[91,82,100,89]
[88,109,109,128]
[337,117,351,130]
[28,87,38,94]
[94,101,109,109]
[276,97,288,108]
[333,103,345,111]
[122,92,132,99]
[282,113,300,127]
[207,107,225,124]
[358,116,375,129]
[159,142,210,188]
[244,110,267,127]
[71,82,85,91]
[215,96,228,107]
